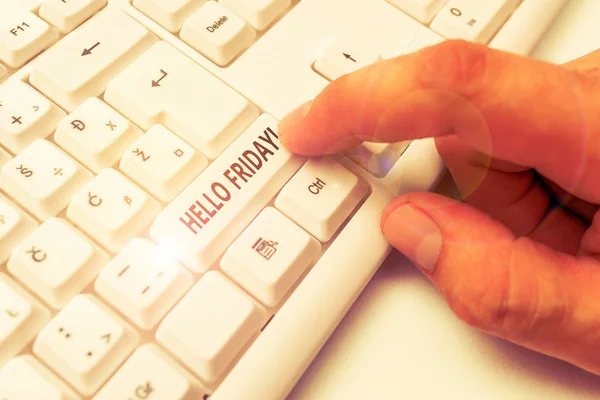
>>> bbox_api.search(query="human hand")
[278,40,600,375]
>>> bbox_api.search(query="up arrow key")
[315,37,381,81]
[81,42,101,56]
[343,53,356,62]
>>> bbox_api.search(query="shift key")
[29,9,156,112]
[149,114,304,273]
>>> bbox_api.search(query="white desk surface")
[289,1,600,399]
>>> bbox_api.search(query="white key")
[0,64,6,81]
[8,218,109,309]
[0,194,38,265]
[0,356,80,400]
[67,169,161,252]
[219,0,291,31]
[33,294,139,396]
[387,0,449,24]
[39,0,107,33]
[0,139,93,220]
[275,158,368,242]
[0,80,66,154]
[0,147,12,169]
[105,41,258,160]
[30,9,156,111]
[347,141,411,177]
[0,9,58,68]
[489,0,569,55]
[150,114,303,273]
[221,207,321,308]
[55,98,143,173]
[93,344,204,400]
[314,36,381,81]
[95,238,194,330]
[120,125,208,202]
[156,272,267,386]
[0,274,50,366]
[181,1,255,66]
[431,0,522,44]
[381,28,444,59]
[133,0,206,32]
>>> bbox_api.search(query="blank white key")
[0,194,37,264]
[0,273,50,366]
[55,97,143,173]
[219,0,291,31]
[387,0,449,24]
[8,218,109,309]
[39,0,107,33]
[133,0,206,32]
[120,125,208,202]
[67,169,161,252]
[93,344,204,400]
[381,28,444,59]
[0,10,58,68]
[30,9,156,111]
[0,80,66,154]
[0,139,93,220]
[0,356,80,400]
[489,0,569,55]
[431,0,522,43]
[156,272,267,386]
[181,1,255,66]
[221,207,320,308]
[150,114,303,272]
[106,41,258,159]
[275,158,368,242]
[314,36,381,81]
[33,294,139,396]
[347,141,411,177]
[95,238,194,330]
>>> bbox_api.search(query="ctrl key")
[275,158,369,242]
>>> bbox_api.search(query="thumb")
[382,192,600,375]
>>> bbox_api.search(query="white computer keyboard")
[0,0,568,399]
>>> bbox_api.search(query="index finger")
[279,40,600,203]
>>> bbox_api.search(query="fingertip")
[278,100,313,151]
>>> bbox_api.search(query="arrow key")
[314,36,381,81]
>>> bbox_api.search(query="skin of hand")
[277,40,600,376]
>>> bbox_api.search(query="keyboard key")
[39,0,107,33]
[181,1,255,66]
[0,80,66,154]
[0,273,50,366]
[0,355,80,400]
[8,218,109,309]
[93,344,204,400]
[347,141,411,177]
[0,194,38,265]
[275,158,368,242]
[221,207,321,307]
[0,139,93,220]
[387,0,449,24]
[0,9,58,67]
[381,28,444,59]
[30,9,156,111]
[55,97,143,173]
[431,0,521,43]
[120,125,208,202]
[314,36,381,81]
[149,114,304,272]
[95,238,194,330]
[156,272,267,386]
[0,147,12,169]
[133,0,206,33]
[67,169,161,252]
[219,0,291,31]
[33,294,139,396]
[106,41,258,159]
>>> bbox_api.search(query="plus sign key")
[55,97,142,173]
[314,35,382,81]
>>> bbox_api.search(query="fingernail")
[278,100,313,139]
[382,203,443,273]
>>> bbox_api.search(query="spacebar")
[149,114,304,273]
